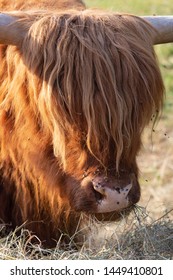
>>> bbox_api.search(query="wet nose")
[91,176,133,213]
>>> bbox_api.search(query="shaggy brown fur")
[0,0,164,247]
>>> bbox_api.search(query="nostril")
[128,183,140,204]
[93,188,104,202]
[92,183,106,202]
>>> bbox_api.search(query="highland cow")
[0,0,172,247]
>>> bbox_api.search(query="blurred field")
[0,0,173,260]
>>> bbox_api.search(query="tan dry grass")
[0,207,172,260]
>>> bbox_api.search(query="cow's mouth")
[80,171,140,214]
[69,170,140,215]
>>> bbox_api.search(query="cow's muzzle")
[81,173,140,213]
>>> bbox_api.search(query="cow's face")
[11,12,163,217]
[53,125,141,215]
[25,13,163,217]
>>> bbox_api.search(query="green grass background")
[85,0,173,15]
[85,0,173,115]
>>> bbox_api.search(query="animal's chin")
[92,205,135,222]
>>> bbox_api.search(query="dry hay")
[0,207,172,260]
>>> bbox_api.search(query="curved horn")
[0,13,25,46]
[1,12,173,46]
[142,16,173,45]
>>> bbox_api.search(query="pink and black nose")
[82,173,140,213]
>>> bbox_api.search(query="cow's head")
[0,11,170,216]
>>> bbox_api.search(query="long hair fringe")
[20,11,164,169]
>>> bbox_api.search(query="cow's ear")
[0,12,27,46]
